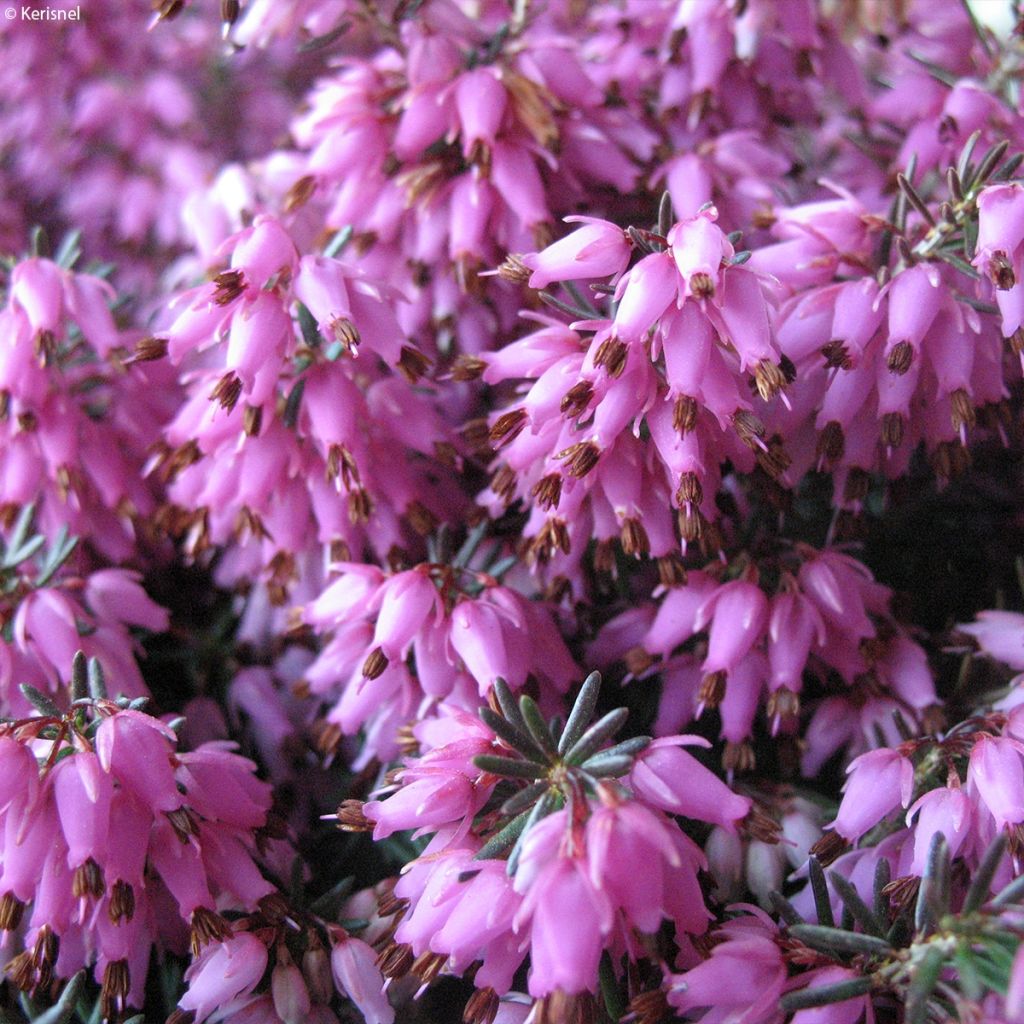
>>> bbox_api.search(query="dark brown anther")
[72,858,106,900]
[881,412,905,447]
[625,988,670,1024]
[657,552,687,586]
[362,647,389,680]
[166,807,200,842]
[698,670,726,709]
[690,271,715,298]
[348,487,372,524]
[560,380,594,417]
[221,0,239,22]
[283,174,317,214]
[534,991,597,1024]
[732,409,767,448]
[624,646,654,676]
[209,371,242,411]
[405,500,438,536]
[189,907,232,957]
[821,338,852,369]
[489,408,528,446]
[816,420,845,464]
[212,269,245,305]
[496,253,532,285]
[882,874,920,915]
[411,951,448,985]
[557,441,600,478]
[756,438,792,480]
[127,336,169,364]
[398,345,431,383]
[592,337,628,377]
[0,893,24,932]
[677,506,704,543]
[243,404,262,437]
[987,250,1016,290]
[753,359,787,401]
[335,799,373,833]
[808,829,848,866]
[376,941,415,979]
[886,340,914,375]
[766,687,800,720]
[312,720,343,756]
[109,880,136,924]
[464,986,500,1024]
[101,959,131,1022]
[676,470,703,506]
[950,387,976,432]
[451,354,487,381]
[620,516,649,557]
[153,0,184,20]
[462,417,493,456]
[723,740,756,773]
[673,394,699,434]
[330,317,361,353]
[531,473,562,510]
[843,467,871,504]
[17,410,38,432]
[489,464,517,505]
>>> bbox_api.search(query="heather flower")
[153,214,461,588]
[667,907,787,1024]
[481,206,788,563]
[302,548,576,761]
[0,691,277,1015]
[344,673,749,1016]
[179,932,269,1024]
[961,611,1024,672]
[591,542,935,765]
[329,929,394,1024]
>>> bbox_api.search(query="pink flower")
[968,735,1024,829]
[179,933,269,1024]
[832,748,914,841]
[522,218,630,289]
[630,738,751,831]
[330,931,394,1024]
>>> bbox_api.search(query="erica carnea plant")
[5,1,1024,1023]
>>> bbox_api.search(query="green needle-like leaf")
[519,695,558,758]
[494,679,529,736]
[558,671,602,755]
[789,924,892,958]
[87,657,107,700]
[830,870,887,937]
[19,684,61,718]
[770,890,804,927]
[873,858,891,924]
[34,971,86,1024]
[479,706,546,762]
[474,754,546,780]
[500,781,548,816]
[916,833,950,933]
[475,807,533,860]
[808,855,835,929]
[963,834,1007,913]
[779,976,872,1012]
[906,945,945,1024]
[579,753,634,778]
[564,707,629,765]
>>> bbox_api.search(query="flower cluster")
[0,692,276,1019]
[152,214,461,596]
[591,542,937,773]
[340,673,759,1019]
[5,0,1024,1022]
[301,541,576,763]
